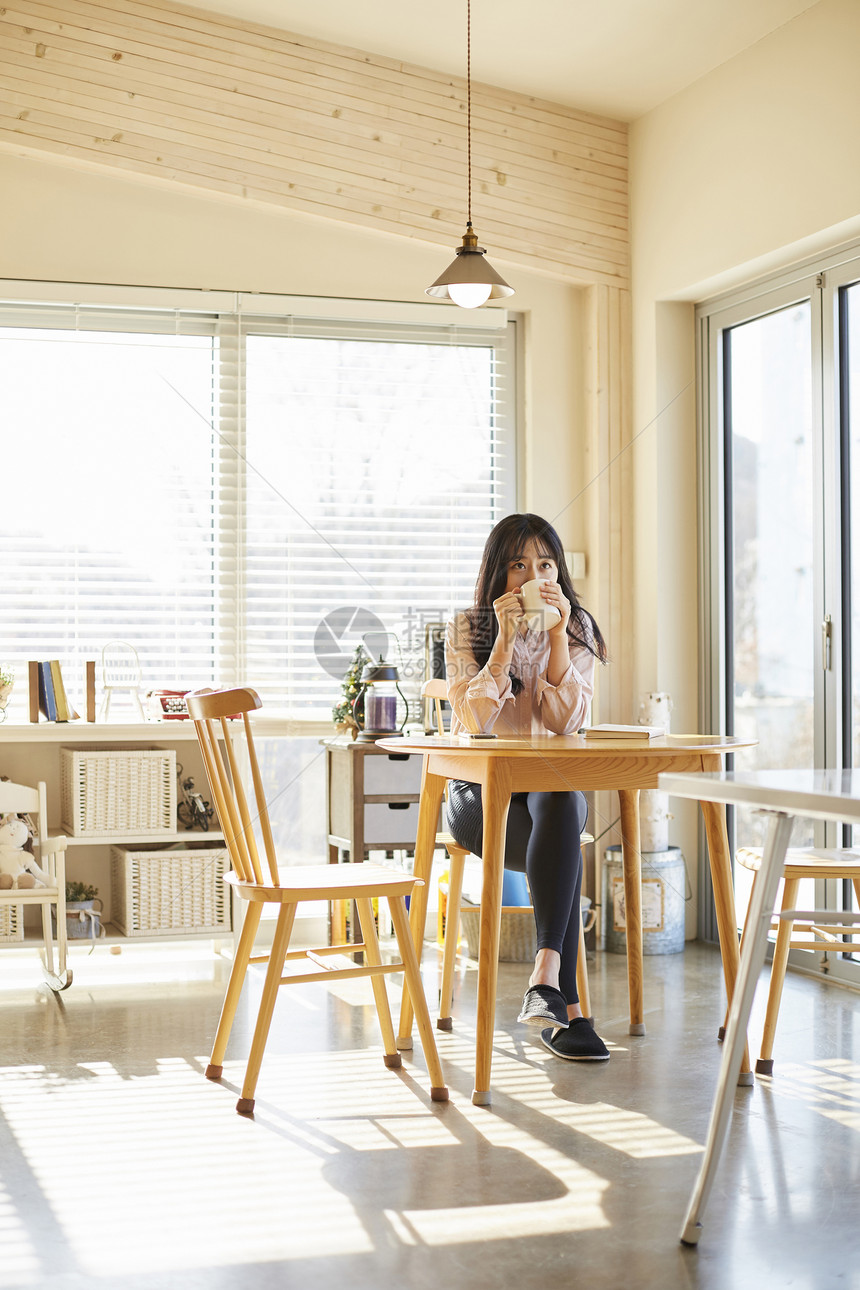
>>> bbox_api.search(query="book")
[38,661,57,721]
[583,723,665,740]
[86,660,96,722]
[28,660,40,722]
[49,660,79,722]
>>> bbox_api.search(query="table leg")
[473,759,512,1106]
[618,788,645,1035]
[700,796,753,1083]
[680,810,794,1246]
[396,765,446,1051]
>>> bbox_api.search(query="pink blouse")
[444,610,595,738]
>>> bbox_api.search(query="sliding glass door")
[721,298,817,919]
[837,277,860,948]
[700,252,860,984]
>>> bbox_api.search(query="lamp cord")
[466,0,472,227]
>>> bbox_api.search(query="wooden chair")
[185,686,448,1115]
[0,780,71,991]
[732,845,860,1074]
[421,678,593,1028]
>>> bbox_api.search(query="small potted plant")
[331,644,369,737]
[62,881,104,939]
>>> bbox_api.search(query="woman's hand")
[493,589,524,645]
[540,580,571,636]
[542,581,573,687]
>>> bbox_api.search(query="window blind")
[0,304,219,706]
[240,316,515,716]
[0,290,516,723]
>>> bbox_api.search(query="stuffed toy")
[0,813,52,889]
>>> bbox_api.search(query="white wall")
[629,0,860,930]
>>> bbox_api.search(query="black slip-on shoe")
[517,984,569,1029]
[540,1018,610,1061]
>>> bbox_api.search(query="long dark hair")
[466,513,607,694]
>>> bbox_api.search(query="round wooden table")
[380,731,754,1105]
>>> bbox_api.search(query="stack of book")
[31,660,79,722]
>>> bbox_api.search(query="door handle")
[822,614,832,671]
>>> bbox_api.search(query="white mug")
[520,578,561,631]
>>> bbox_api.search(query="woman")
[445,513,610,1061]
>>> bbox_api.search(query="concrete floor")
[1,935,859,1290]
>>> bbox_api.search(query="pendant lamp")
[425,0,514,309]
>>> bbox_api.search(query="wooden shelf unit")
[0,720,230,947]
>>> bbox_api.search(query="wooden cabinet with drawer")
[324,735,424,860]
[323,735,428,942]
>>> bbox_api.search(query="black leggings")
[445,780,587,1004]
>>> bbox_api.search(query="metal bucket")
[603,845,687,955]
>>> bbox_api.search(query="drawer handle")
[388,753,410,762]
[387,802,410,810]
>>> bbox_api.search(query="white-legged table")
[658,769,860,1247]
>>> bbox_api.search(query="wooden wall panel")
[0,0,628,286]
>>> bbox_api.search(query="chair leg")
[55,889,68,980]
[38,900,72,991]
[40,902,55,977]
[438,845,467,1030]
[238,902,297,1115]
[355,897,401,1069]
[576,904,592,1023]
[756,876,799,1076]
[207,901,262,1080]
[388,896,448,1102]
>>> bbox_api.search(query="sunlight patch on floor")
[434,1031,703,1158]
[760,1057,860,1129]
[0,1181,40,1287]
[0,1059,378,1276]
[394,1096,611,1244]
[0,1034,620,1278]
[0,942,233,995]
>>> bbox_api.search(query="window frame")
[0,280,518,732]
[696,242,860,986]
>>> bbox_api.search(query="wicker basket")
[458,904,536,963]
[0,902,24,943]
[110,844,231,937]
[61,746,177,837]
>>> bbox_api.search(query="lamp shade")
[426,226,515,309]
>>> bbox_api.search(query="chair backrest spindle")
[218,716,264,884]
[193,717,251,884]
[242,712,280,885]
[186,688,270,887]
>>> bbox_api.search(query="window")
[0,316,219,693]
[0,289,516,724]
[240,318,514,713]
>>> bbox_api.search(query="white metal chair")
[99,640,145,720]
[186,686,448,1115]
[422,678,593,1027]
[0,780,71,990]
